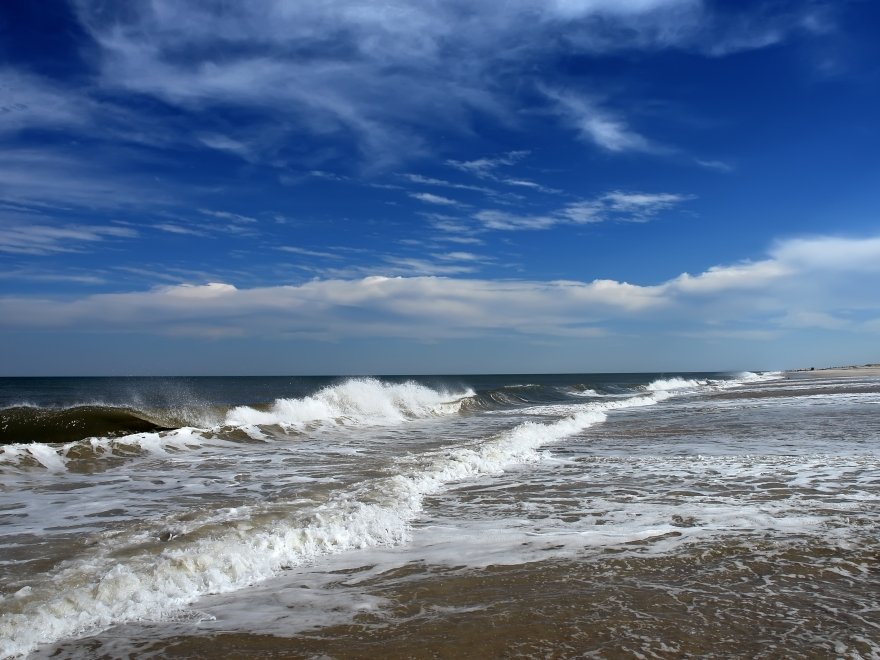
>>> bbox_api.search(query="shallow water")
[1,371,878,658]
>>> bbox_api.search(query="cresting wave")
[0,375,777,473]
[0,379,473,473]
[0,386,687,657]
[0,405,171,446]
[223,378,472,428]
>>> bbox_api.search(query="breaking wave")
[0,405,172,446]
[223,378,472,428]
[0,390,667,657]
[645,377,707,392]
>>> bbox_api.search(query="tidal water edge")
[1,371,878,658]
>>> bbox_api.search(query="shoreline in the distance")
[786,364,880,379]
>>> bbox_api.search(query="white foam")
[223,378,472,429]
[0,428,212,475]
[569,388,600,397]
[645,377,706,392]
[0,391,667,657]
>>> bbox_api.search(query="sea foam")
[224,378,472,428]
[0,390,669,657]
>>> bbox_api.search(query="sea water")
[0,371,878,658]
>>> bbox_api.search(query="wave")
[645,377,707,392]
[0,405,173,446]
[0,389,671,657]
[0,379,472,473]
[568,386,600,397]
[0,428,211,473]
[223,378,472,428]
[0,374,777,473]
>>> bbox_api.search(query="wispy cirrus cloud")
[695,158,735,173]
[401,174,494,196]
[279,246,344,260]
[0,148,174,210]
[541,88,659,153]
[0,70,93,134]
[410,192,463,206]
[56,0,822,171]
[0,268,108,285]
[447,151,531,178]
[0,223,137,255]
[153,223,206,237]
[472,191,691,231]
[0,0,836,196]
[446,151,558,193]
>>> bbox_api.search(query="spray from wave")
[0,379,474,473]
[223,378,473,428]
[645,378,707,392]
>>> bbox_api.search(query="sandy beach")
[787,365,880,379]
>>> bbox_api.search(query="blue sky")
[1,0,879,375]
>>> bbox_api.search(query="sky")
[1,0,879,376]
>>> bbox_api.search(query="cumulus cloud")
[670,260,791,294]
[4,234,878,341]
[770,236,880,272]
[0,274,664,339]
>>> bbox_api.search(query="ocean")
[0,371,878,658]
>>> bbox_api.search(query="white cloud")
[402,174,494,195]
[0,149,174,210]
[410,192,461,206]
[444,152,559,194]
[779,311,849,330]
[279,246,343,260]
[472,190,690,231]
[473,210,559,231]
[380,258,479,276]
[4,233,877,342]
[0,71,93,134]
[770,236,880,272]
[199,209,259,224]
[547,0,695,19]
[0,223,138,255]
[70,0,812,168]
[670,260,790,294]
[0,268,108,285]
[0,2,827,183]
[433,251,489,263]
[695,158,735,173]
[0,274,666,339]
[542,88,657,153]
[154,223,205,236]
[602,191,689,213]
[447,152,531,178]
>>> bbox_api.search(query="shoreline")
[786,364,880,379]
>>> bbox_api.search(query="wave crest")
[645,377,706,392]
[0,405,171,446]
[223,378,473,428]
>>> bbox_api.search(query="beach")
[789,365,880,379]
[1,370,878,658]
